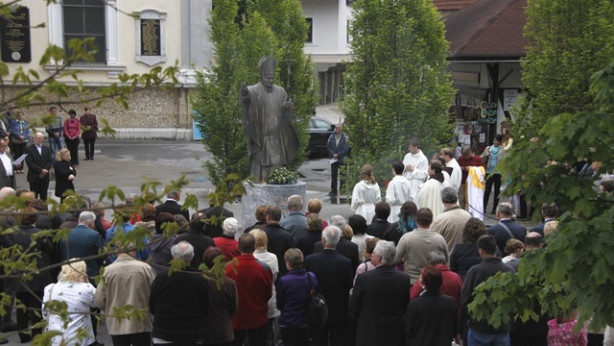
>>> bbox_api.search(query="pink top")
[64,118,81,139]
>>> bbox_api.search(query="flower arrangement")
[267,167,298,185]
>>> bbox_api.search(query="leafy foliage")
[191,0,318,185]
[468,62,614,330]
[521,0,614,136]
[341,0,454,193]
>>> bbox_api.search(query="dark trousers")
[281,327,308,346]
[16,291,42,342]
[65,137,80,165]
[12,142,26,170]
[29,179,49,201]
[484,173,502,213]
[510,332,547,346]
[311,322,347,346]
[84,138,96,159]
[233,323,269,346]
[330,162,345,194]
[111,332,151,346]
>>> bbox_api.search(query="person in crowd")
[393,208,449,284]
[92,201,111,237]
[385,161,412,223]
[524,232,543,250]
[106,206,150,262]
[432,153,452,187]
[487,202,527,255]
[263,204,295,276]
[417,161,446,217]
[349,240,411,346]
[410,250,463,309]
[251,229,282,346]
[155,190,190,221]
[174,214,189,234]
[245,205,267,233]
[351,237,379,293]
[148,212,176,275]
[342,224,353,241]
[9,110,28,173]
[25,132,52,200]
[350,164,381,224]
[326,122,350,196]
[296,213,324,257]
[134,203,157,236]
[305,226,354,346]
[502,238,524,272]
[403,138,430,202]
[202,247,238,346]
[199,195,234,238]
[63,109,81,166]
[150,241,209,345]
[306,198,328,229]
[458,146,485,209]
[450,218,490,279]
[45,106,64,162]
[214,217,241,261]
[384,201,417,245]
[431,186,472,253]
[61,211,103,281]
[80,107,98,161]
[405,266,459,346]
[313,215,360,273]
[0,135,16,189]
[543,221,558,238]
[462,234,514,346]
[276,248,318,346]
[348,214,371,262]
[42,260,97,346]
[226,233,273,346]
[529,203,558,236]
[96,242,156,346]
[54,148,76,201]
[174,211,215,269]
[366,201,391,238]
[0,103,15,138]
[482,134,503,214]
[280,195,308,241]
[442,147,463,192]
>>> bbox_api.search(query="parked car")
[308,116,335,157]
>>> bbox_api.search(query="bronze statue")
[240,56,299,182]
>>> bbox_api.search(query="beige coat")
[430,205,472,253]
[95,255,156,335]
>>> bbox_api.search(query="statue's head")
[259,56,276,90]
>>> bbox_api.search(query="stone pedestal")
[241,181,306,231]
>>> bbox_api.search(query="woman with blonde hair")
[351,164,381,224]
[42,260,97,346]
[54,148,76,201]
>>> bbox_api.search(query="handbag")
[306,271,328,331]
[547,317,587,346]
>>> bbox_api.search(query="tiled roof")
[445,0,527,60]
[433,0,478,11]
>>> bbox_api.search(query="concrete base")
[241,181,307,231]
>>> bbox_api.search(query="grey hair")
[222,217,241,237]
[322,225,341,248]
[167,190,180,199]
[427,250,447,266]
[496,202,515,216]
[328,215,346,229]
[287,195,303,211]
[440,186,458,204]
[171,241,194,263]
[373,240,396,264]
[78,211,96,223]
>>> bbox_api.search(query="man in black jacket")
[174,212,215,269]
[262,205,295,275]
[25,132,52,200]
[156,190,190,221]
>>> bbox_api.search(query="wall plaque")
[140,19,160,56]
[0,6,31,63]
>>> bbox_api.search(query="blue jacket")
[106,222,150,262]
[326,132,350,164]
[62,224,103,277]
[280,211,308,241]
[276,268,318,328]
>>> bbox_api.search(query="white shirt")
[446,158,462,191]
[402,150,429,201]
[0,152,12,176]
[385,175,412,222]
[254,249,280,318]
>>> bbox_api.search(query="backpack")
[306,271,328,331]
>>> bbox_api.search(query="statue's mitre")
[259,56,276,74]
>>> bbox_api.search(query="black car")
[308,116,335,157]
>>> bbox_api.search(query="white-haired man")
[349,240,411,346]
[61,211,103,279]
[280,195,307,241]
[305,226,354,346]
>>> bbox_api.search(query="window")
[135,10,166,66]
[306,18,313,44]
[63,0,106,63]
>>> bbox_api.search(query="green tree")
[191,0,318,185]
[521,0,614,135]
[341,0,454,190]
[469,62,614,330]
